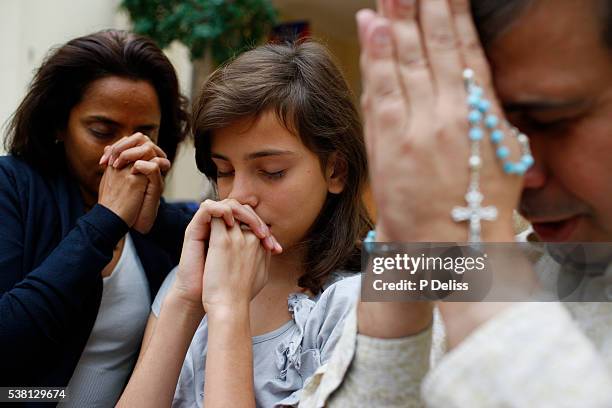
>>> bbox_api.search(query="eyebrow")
[502,99,589,113]
[211,149,296,161]
[85,115,159,130]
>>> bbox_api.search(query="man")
[299,0,612,406]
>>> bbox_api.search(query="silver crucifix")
[451,189,498,242]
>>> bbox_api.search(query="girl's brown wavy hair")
[193,41,373,294]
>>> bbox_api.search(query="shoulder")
[291,273,360,346]
[0,156,25,184]
[0,155,37,176]
[0,156,39,206]
[0,155,46,193]
[314,273,361,312]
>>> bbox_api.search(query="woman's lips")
[532,216,580,242]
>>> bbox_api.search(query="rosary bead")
[491,129,504,143]
[521,155,534,167]
[478,99,491,113]
[469,110,483,124]
[485,114,499,129]
[496,146,510,159]
[468,94,481,108]
[469,127,484,141]
[469,155,482,169]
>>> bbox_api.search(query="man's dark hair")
[4,29,189,172]
[471,0,612,49]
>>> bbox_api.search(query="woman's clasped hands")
[97,132,170,233]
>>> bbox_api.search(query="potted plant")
[121,0,278,96]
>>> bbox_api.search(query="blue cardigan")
[0,156,194,392]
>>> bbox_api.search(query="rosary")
[451,69,534,242]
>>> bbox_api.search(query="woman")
[118,41,373,407]
[0,29,193,406]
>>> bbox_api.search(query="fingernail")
[275,241,283,253]
[264,236,274,249]
[260,224,270,237]
[356,9,371,27]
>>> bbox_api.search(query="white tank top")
[61,233,151,407]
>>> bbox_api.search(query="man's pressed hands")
[356,0,534,345]
[358,0,524,243]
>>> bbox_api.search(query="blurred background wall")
[0,0,373,202]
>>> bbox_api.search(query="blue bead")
[472,87,484,97]
[514,162,528,175]
[468,110,482,124]
[497,146,510,159]
[491,129,504,143]
[521,155,534,167]
[469,127,484,141]
[503,162,515,174]
[364,230,376,251]
[485,114,499,129]
[468,94,480,108]
[478,100,491,113]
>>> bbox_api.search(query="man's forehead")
[486,0,611,104]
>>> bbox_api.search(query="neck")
[248,246,308,336]
[267,246,306,289]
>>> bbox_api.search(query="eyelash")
[216,170,233,178]
[89,129,114,139]
[262,170,285,180]
[216,170,286,180]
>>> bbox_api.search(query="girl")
[119,41,372,407]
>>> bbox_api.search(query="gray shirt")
[152,269,360,407]
[62,234,151,407]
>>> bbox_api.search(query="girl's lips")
[532,216,580,242]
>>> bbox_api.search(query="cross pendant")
[451,189,498,242]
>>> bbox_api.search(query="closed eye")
[261,170,285,180]
[89,128,115,139]
[216,170,234,178]
[525,117,570,133]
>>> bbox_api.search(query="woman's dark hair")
[193,41,373,294]
[471,0,612,49]
[4,29,189,171]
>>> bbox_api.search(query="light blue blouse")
[152,269,360,407]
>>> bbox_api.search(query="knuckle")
[376,97,406,125]
[218,234,231,248]
[428,28,457,51]
[244,231,258,245]
[398,51,428,69]
[450,0,470,12]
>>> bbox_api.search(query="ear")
[325,152,347,194]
